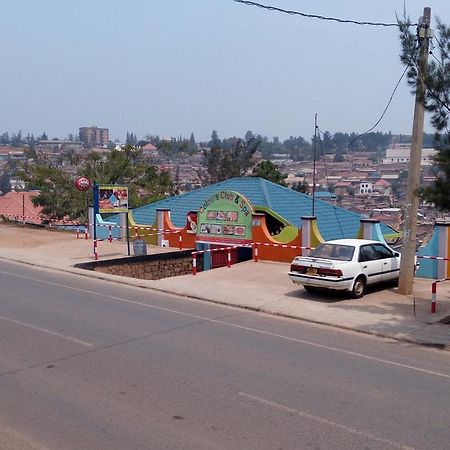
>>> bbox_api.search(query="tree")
[0,171,11,194]
[19,146,175,221]
[292,180,309,194]
[136,166,175,205]
[399,17,450,209]
[202,131,260,184]
[252,160,285,185]
[189,132,196,151]
[19,162,88,221]
[126,132,138,146]
[0,132,9,145]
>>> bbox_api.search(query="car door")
[358,245,383,285]
[372,243,399,281]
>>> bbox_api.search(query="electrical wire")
[232,0,416,27]
[432,34,449,60]
[429,49,447,70]
[316,129,345,238]
[411,51,450,115]
[347,66,409,149]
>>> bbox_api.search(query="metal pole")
[312,114,317,216]
[126,213,130,256]
[398,7,431,295]
[93,182,99,260]
[431,281,437,313]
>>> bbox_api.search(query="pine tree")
[399,17,450,209]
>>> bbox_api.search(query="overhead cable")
[347,66,409,148]
[233,0,416,27]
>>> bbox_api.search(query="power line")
[232,0,416,27]
[316,129,345,238]
[429,50,445,69]
[411,52,450,115]
[347,66,409,148]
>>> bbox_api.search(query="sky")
[1,0,449,143]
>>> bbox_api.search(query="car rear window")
[310,244,355,261]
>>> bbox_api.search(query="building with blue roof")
[131,177,397,241]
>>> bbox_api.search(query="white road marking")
[1,269,450,379]
[0,314,93,347]
[239,392,416,450]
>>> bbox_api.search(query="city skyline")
[1,0,450,142]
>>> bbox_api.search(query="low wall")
[75,249,202,280]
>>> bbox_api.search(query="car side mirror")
[394,252,400,257]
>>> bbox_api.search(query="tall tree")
[292,180,309,194]
[252,160,285,185]
[0,171,11,194]
[203,131,260,184]
[399,17,450,209]
[19,162,87,221]
[19,146,175,221]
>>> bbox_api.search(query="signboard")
[74,176,91,192]
[196,190,253,245]
[98,185,129,213]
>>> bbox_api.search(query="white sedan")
[288,239,401,298]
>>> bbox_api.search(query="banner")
[98,185,129,213]
[196,190,253,245]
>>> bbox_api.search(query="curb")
[1,256,449,351]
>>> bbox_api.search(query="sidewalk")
[1,224,450,348]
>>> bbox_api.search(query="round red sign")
[74,176,91,192]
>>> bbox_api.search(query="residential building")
[359,181,373,195]
[382,144,437,165]
[0,146,26,161]
[79,126,109,147]
[373,179,392,196]
[36,140,84,154]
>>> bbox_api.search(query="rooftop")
[132,177,397,240]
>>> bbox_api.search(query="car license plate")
[307,267,317,276]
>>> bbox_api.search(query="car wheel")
[351,276,366,299]
[304,286,319,294]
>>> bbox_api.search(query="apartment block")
[79,126,109,147]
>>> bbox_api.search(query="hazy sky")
[1,0,449,142]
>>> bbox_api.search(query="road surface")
[0,260,449,449]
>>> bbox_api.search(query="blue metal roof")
[132,177,395,240]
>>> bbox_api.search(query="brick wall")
[75,249,203,280]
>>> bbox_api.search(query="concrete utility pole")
[398,7,431,295]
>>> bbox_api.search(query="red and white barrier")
[430,278,450,313]
[192,253,197,275]
[252,242,314,251]
[417,255,450,261]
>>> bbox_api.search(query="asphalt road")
[0,260,449,450]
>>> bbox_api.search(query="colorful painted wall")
[416,221,450,279]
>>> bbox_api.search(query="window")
[310,244,354,261]
[359,245,377,262]
[372,244,393,259]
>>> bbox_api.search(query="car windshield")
[309,243,355,261]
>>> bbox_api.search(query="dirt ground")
[0,223,72,249]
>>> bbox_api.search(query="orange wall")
[252,214,301,263]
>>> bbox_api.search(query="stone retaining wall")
[75,249,202,280]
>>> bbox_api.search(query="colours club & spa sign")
[196,190,253,245]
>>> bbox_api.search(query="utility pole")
[398,7,431,295]
[312,113,317,216]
